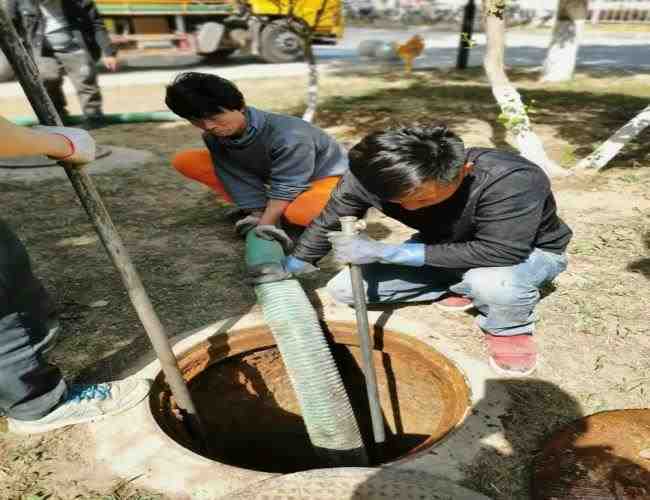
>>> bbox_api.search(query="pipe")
[0,7,210,450]
[10,111,182,127]
[246,231,368,466]
[339,216,386,448]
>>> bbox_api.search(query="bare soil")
[1,68,649,499]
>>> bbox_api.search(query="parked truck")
[0,0,344,80]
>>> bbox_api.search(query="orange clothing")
[171,148,340,227]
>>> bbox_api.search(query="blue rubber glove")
[247,255,318,285]
[327,232,426,267]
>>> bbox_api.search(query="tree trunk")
[302,39,318,123]
[542,0,588,82]
[576,104,650,170]
[483,3,569,178]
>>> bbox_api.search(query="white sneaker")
[7,379,152,434]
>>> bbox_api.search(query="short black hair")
[165,72,245,120]
[348,125,466,200]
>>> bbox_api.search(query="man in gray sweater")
[165,72,349,247]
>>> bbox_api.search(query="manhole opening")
[150,321,471,474]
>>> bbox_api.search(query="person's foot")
[483,331,538,376]
[7,379,152,434]
[434,293,474,312]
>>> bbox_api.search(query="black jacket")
[292,147,573,269]
[8,0,116,60]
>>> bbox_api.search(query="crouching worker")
[251,126,573,376]
[165,72,349,249]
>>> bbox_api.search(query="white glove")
[34,125,96,165]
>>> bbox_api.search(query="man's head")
[348,125,472,210]
[165,72,247,137]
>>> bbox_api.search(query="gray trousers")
[0,221,66,420]
[37,48,103,118]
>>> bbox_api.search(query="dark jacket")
[8,0,116,60]
[292,147,573,269]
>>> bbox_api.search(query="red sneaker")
[483,331,538,376]
[434,293,474,312]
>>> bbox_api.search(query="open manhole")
[150,321,471,474]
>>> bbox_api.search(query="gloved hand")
[247,255,318,285]
[34,125,96,165]
[327,232,426,267]
[234,214,261,237]
[254,225,294,253]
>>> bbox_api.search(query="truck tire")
[260,22,304,63]
[0,51,15,82]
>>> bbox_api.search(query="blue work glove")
[247,255,318,285]
[327,232,426,266]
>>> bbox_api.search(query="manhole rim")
[90,307,489,499]
[149,317,473,471]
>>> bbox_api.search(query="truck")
[0,0,344,81]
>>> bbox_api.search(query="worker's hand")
[34,125,96,165]
[234,214,261,237]
[327,232,426,267]
[102,56,118,72]
[247,255,318,285]
[254,225,294,253]
[327,232,385,265]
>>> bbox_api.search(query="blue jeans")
[326,248,568,336]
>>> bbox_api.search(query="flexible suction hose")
[246,231,368,466]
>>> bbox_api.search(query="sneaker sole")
[433,302,475,313]
[488,355,538,377]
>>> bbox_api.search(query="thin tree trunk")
[542,0,588,82]
[302,39,318,123]
[576,104,650,170]
[483,4,569,178]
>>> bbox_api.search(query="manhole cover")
[0,146,111,169]
[223,468,489,499]
[150,321,471,474]
[532,409,650,499]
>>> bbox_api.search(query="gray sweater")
[203,107,349,209]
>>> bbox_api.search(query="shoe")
[434,293,474,312]
[7,379,152,434]
[483,331,538,377]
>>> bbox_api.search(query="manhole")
[150,320,471,474]
[532,409,650,499]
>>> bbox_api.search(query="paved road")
[0,27,647,98]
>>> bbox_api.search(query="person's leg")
[35,51,68,119]
[0,221,66,421]
[449,248,568,375]
[171,149,233,203]
[284,176,340,227]
[327,262,463,305]
[56,49,102,118]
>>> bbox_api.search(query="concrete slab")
[0,146,156,182]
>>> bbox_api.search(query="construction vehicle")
[0,0,344,81]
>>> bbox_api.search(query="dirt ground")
[0,67,649,499]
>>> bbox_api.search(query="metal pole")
[456,0,476,70]
[339,216,386,448]
[0,6,209,448]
